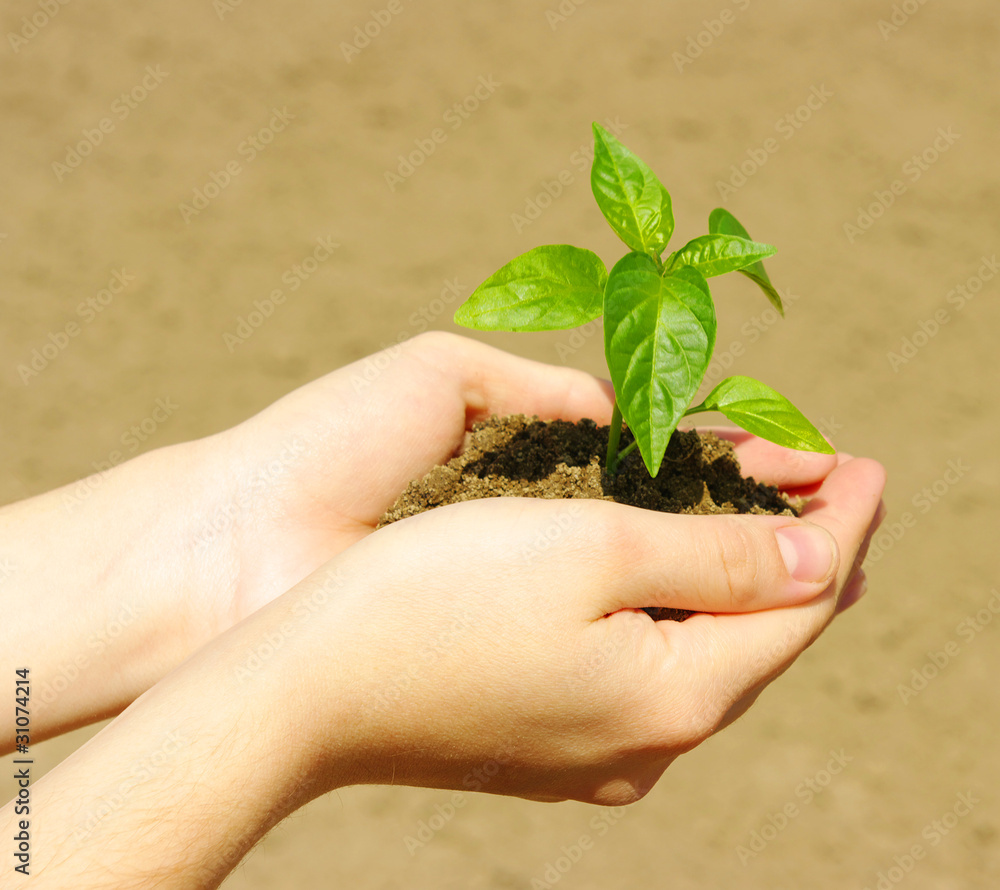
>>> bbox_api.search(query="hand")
[207,331,852,623]
[282,451,884,806]
[1,331,624,746]
[199,331,622,623]
[0,331,863,750]
[8,442,883,888]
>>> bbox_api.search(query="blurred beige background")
[1,1,998,887]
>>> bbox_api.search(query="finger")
[797,457,887,596]
[858,499,887,565]
[848,499,886,580]
[690,426,839,490]
[832,496,884,615]
[413,332,616,426]
[835,570,868,614]
[264,333,616,526]
[659,456,886,717]
[596,507,840,616]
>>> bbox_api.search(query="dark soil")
[378,415,798,621]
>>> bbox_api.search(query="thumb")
[597,510,839,616]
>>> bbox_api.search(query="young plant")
[454,123,834,478]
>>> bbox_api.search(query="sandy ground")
[2,0,998,887]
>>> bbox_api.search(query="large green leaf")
[708,208,784,315]
[591,123,674,259]
[454,245,608,331]
[603,252,716,477]
[666,233,776,279]
[687,375,834,453]
[667,264,716,363]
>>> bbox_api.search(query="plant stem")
[606,401,624,475]
[683,402,709,417]
[616,439,639,461]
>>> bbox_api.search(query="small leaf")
[591,123,674,259]
[454,245,608,332]
[604,252,716,476]
[708,208,784,315]
[690,375,835,454]
[666,233,776,279]
[707,207,754,239]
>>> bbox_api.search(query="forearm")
[1,591,332,889]
[0,437,240,751]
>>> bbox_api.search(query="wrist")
[8,591,330,889]
[0,435,244,746]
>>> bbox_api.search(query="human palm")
[208,332,843,627]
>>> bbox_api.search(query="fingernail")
[777,525,837,583]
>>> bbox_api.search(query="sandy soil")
[1,1,998,887]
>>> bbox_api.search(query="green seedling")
[454,123,834,477]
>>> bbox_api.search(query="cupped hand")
[203,332,845,631]
[267,447,885,807]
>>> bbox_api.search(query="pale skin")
[0,332,886,887]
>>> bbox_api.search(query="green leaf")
[666,233,776,279]
[688,375,835,454]
[591,123,674,259]
[454,245,608,332]
[604,252,716,477]
[667,264,716,361]
[708,208,784,315]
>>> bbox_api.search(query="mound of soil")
[378,414,797,621]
